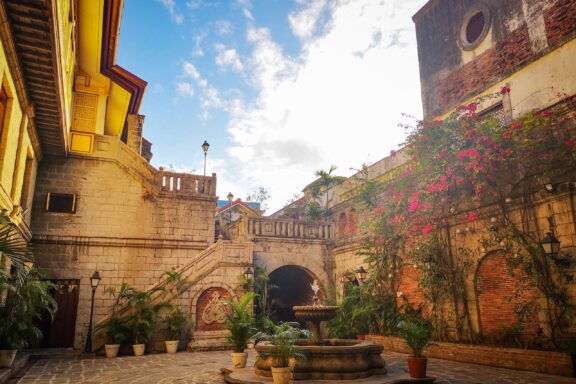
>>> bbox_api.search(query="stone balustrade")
[158,170,216,196]
[246,218,332,240]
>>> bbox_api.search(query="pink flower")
[502,130,513,138]
[468,212,476,222]
[500,86,511,94]
[421,224,433,234]
[457,149,469,160]
[566,139,574,147]
[390,149,397,156]
[511,121,522,129]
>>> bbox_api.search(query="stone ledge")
[366,335,574,377]
[221,367,435,383]
[0,353,29,384]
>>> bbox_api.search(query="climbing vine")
[356,88,576,349]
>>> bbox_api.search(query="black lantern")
[227,192,234,202]
[90,271,102,289]
[540,232,560,257]
[356,266,368,282]
[544,183,557,193]
[85,271,101,353]
[243,267,254,281]
[201,140,210,153]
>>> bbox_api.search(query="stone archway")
[268,265,320,322]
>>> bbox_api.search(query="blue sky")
[118,0,427,212]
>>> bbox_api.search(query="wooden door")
[40,279,80,348]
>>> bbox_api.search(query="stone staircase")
[91,240,253,353]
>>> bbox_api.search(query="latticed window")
[479,102,509,127]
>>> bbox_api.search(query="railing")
[70,134,217,197]
[158,170,217,196]
[247,218,332,240]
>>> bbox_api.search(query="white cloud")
[215,20,233,36]
[176,82,195,97]
[182,62,224,116]
[215,44,244,73]
[222,0,427,212]
[158,0,184,24]
[288,0,328,39]
[192,31,207,57]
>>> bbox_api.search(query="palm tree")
[310,165,346,216]
[0,217,33,286]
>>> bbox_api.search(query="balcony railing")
[247,218,332,240]
[158,170,216,196]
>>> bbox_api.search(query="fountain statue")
[254,279,386,380]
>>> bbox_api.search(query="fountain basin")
[293,305,338,321]
[255,339,386,380]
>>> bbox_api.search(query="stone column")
[126,114,145,155]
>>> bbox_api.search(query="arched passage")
[268,265,319,322]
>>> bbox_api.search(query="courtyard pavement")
[10,349,576,384]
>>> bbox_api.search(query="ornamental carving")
[201,291,227,325]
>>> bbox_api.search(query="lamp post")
[244,267,254,281]
[227,192,234,224]
[201,140,210,193]
[355,266,368,283]
[540,232,561,257]
[84,271,101,353]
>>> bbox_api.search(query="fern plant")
[224,292,256,352]
[397,318,432,357]
[255,320,310,367]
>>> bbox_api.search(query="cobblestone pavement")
[13,350,576,384]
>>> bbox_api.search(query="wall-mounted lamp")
[243,267,254,281]
[540,232,571,268]
[355,266,368,282]
[544,183,557,194]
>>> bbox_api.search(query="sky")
[117,0,428,213]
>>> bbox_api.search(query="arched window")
[338,212,348,237]
[348,208,358,235]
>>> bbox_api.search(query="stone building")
[1,0,575,359]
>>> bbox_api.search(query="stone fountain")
[254,280,386,380]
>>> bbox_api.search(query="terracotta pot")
[165,340,179,354]
[231,352,248,368]
[0,349,17,368]
[105,344,120,358]
[133,344,146,356]
[271,366,292,384]
[407,356,428,378]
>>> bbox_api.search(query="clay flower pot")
[271,366,292,384]
[407,356,428,378]
[165,340,179,354]
[105,344,120,358]
[0,350,17,368]
[133,344,146,356]
[231,352,248,368]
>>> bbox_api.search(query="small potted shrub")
[164,307,193,353]
[224,292,256,368]
[256,320,310,384]
[0,269,56,367]
[102,316,129,358]
[397,317,432,378]
[126,289,163,356]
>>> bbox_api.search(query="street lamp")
[355,266,368,283]
[540,232,561,257]
[202,140,210,193]
[243,267,254,281]
[84,271,101,353]
[227,192,234,223]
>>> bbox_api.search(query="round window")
[459,6,491,51]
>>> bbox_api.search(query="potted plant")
[397,316,432,378]
[164,306,193,353]
[0,269,56,367]
[224,292,256,368]
[102,316,130,358]
[125,289,165,356]
[256,320,310,384]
